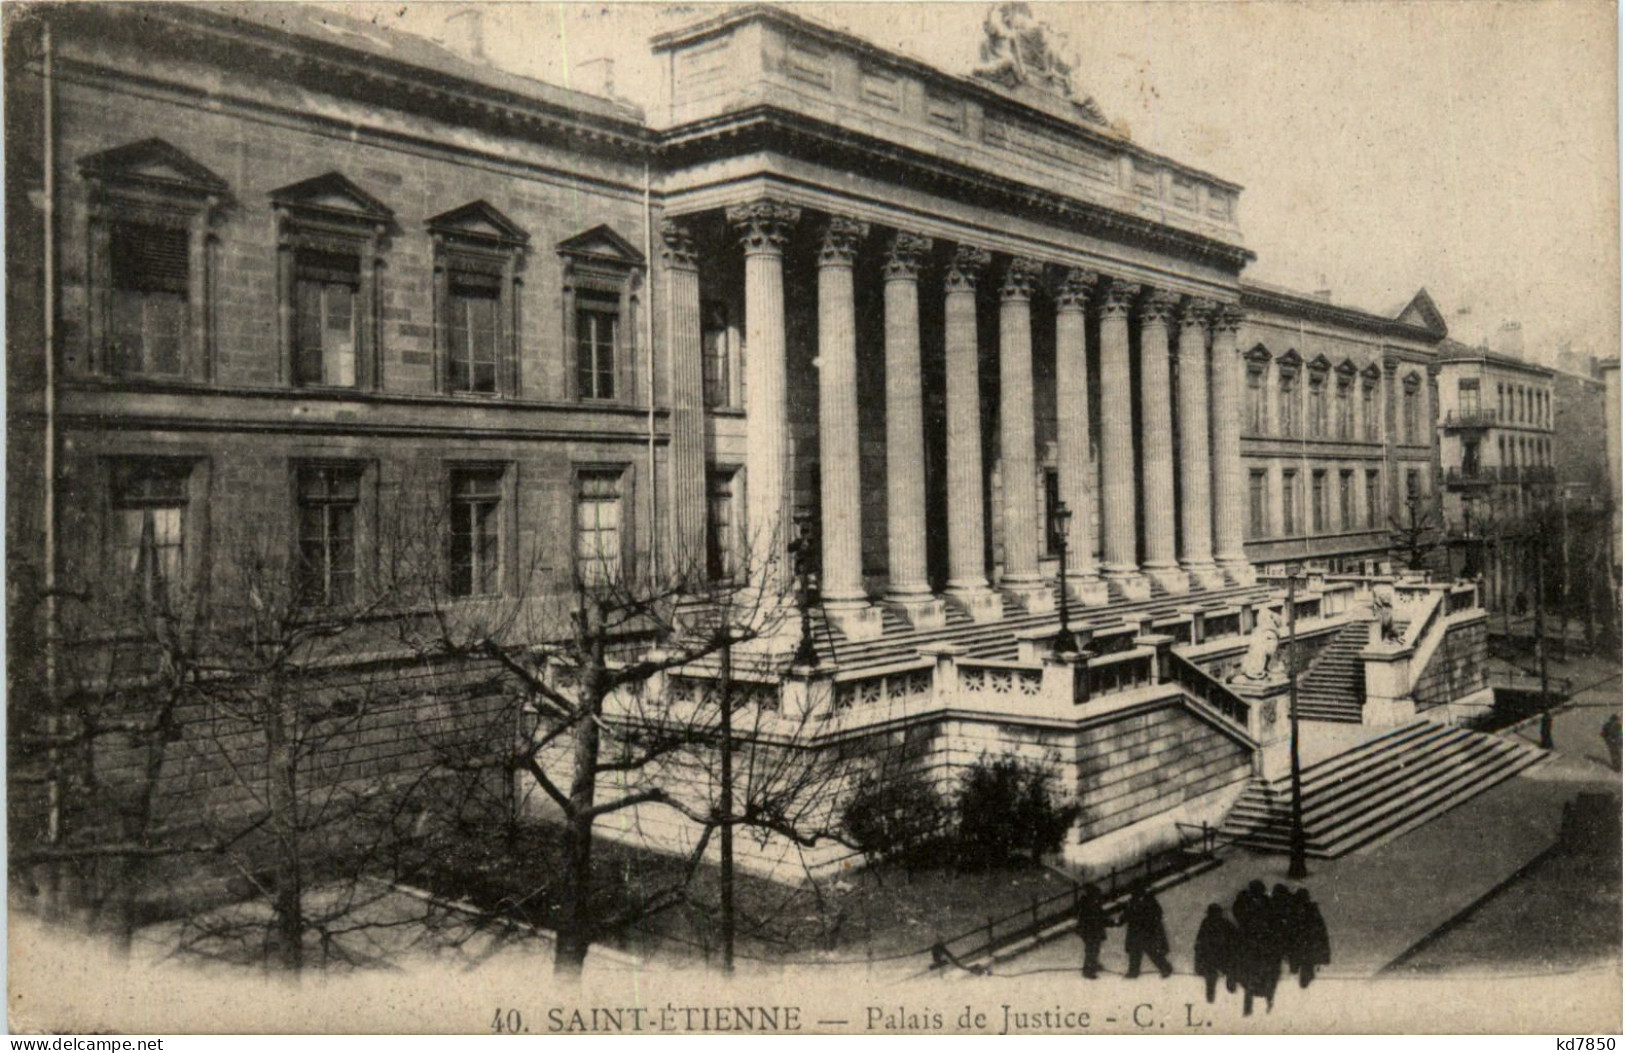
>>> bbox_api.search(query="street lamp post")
[790,512,819,669]
[1051,501,1078,656]
[1285,564,1309,879]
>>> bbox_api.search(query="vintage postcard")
[5,0,1621,1036]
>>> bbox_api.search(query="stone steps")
[1219,720,1548,857]
[810,581,1273,670]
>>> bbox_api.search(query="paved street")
[989,656,1621,987]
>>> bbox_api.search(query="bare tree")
[1389,492,1446,572]
[400,532,860,976]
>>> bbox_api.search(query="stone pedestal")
[887,597,947,631]
[1068,576,1111,607]
[1360,638,1414,726]
[948,590,1004,624]
[824,604,885,641]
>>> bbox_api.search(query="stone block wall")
[1413,617,1490,711]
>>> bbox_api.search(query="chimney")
[1493,320,1525,357]
[1312,273,1332,302]
[441,9,487,63]
[576,57,616,99]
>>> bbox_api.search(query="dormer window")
[79,139,228,381]
[429,200,528,397]
[271,172,393,391]
[558,224,645,404]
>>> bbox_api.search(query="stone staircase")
[808,580,1272,670]
[1219,719,1549,858]
[1295,620,1376,723]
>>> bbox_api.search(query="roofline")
[53,3,653,151]
[1436,342,1554,375]
[1239,279,1445,343]
[651,3,1245,194]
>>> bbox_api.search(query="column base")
[823,602,886,642]
[1218,559,1258,587]
[1145,564,1192,595]
[1102,567,1151,601]
[1065,574,1111,607]
[885,595,948,631]
[944,587,1004,623]
[1183,561,1227,591]
[1001,580,1055,615]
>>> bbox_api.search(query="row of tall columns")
[691,198,1252,641]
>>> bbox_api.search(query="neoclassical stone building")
[10,3,1500,879]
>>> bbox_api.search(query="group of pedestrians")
[1195,880,1331,1015]
[1075,878,1331,1015]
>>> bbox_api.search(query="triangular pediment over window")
[428,200,529,248]
[557,224,645,267]
[270,172,394,225]
[1276,349,1303,369]
[1335,358,1358,376]
[79,138,228,197]
[1244,343,1273,364]
[1362,362,1383,380]
[1308,353,1333,373]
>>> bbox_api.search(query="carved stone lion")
[1230,607,1282,683]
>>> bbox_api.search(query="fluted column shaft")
[1055,270,1099,581]
[998,258,1043,591]
[1211,306,1248,568]
[944,246,992,595]
[815,216,869,609]
[661,220,707,572]
[1177,299,1216,571]
[883,232,933,602]
[1138,290,1179,572]
[1098,279,1142,577]
[728,200,800,598]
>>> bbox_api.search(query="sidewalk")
[994,658,1622,983]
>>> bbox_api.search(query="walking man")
[1193,904,1237,1004]
[1075,883,1114,980]
[1602,714,1622,772]
[1122,888,1173,980]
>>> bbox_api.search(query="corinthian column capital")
[818,215,870,267]
[1137,288,1180,326]
[999,257,1044,301]
[1179,297,1216,330]
[945,244,991,292]
[1055,268,1099,310]
[1212,304,1245,334]
[883,230,933,279]
[1098,278,1142,318]
[727,199,801,254]
[659,219,698,269]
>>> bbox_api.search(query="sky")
[341,0,1619,367]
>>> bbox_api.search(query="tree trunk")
[264,671,303,973]
[554,678,602,977]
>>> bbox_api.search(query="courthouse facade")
[10,3,1493,876]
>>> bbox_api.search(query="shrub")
[840,769,948,872]
[954,754,1078,869]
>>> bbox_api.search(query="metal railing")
[1442,409,1499,429]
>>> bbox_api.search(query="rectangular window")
[294,249,359,388]
[1403,389,1420,443]
[109,221,188,377]
[1361,383,1377,441]
[449,467,503,597]
[577,469,624,587]
[1248,470,1267,539]
[1458,378,1480,417]
[707,467,738,580]
[701,300,730,408]
[1247,369,1267,434]
[1312,470,1327,532]
[1406,468,1422,502]
[1339,470,1354,531]
[1366,469,1381,527]
[447,273,499,394]
[112,460,189,603]
[296,465,360,606]
[1336,380,1353,439]
[576,292,619,400]
[1279,375,1299,438]
[1309,377,1328,438]
[1282,470,1300,535]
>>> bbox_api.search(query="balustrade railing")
[1165,652,1251,730]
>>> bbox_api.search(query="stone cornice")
[658,106,1255,272]
[50,4,651,158]
[1240,282,1445,345]
[649,4,1243,194]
